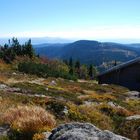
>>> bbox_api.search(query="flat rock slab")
[48,123,129,140]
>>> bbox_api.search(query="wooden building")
[98,58,140,91]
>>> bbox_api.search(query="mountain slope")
[34,40,140,69]
[34,43,67,58]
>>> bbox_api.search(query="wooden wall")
[98,62,140,91]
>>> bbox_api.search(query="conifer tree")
[88,64,93,79]
[75,60,80,77]
[11,37,21,55]
[69,57,74,75]
[69,67,74,75]
[25,39,34,58]
[69,57,73,67]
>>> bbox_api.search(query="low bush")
[118,119,140,139]
[98,104,131,117]
[46,100,68,118]
[125,99,140,113]
[68,103,113,130]
[18,62,77,80]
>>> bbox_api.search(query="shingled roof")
[98,57,140,77]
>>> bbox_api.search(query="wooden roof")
[98,57,140,77]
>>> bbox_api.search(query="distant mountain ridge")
[34,40,140,71]
[0,37,74,45]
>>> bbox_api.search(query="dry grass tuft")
[33,133,46,140]
[2,105,56,132]
[0,60,11,71]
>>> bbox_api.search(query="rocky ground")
[0,70,140,140]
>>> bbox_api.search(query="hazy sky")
[0,0,140,41]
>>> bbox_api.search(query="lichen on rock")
[48,123,129,140]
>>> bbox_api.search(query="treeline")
[18,58,98,81]
[0,38,98,80]
[63,58,98,80]
[0,38,34,63]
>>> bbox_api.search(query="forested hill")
[35,40,140,71]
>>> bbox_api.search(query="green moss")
[47,87,82,104]
[12,82,47,95]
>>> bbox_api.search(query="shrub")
[98,104,131,117]
[46,100,68,118]
[118,119,140,139]
[125,99,140,113]
[97,103,132,132]
[18,62,77,81]
[98,104,116,116]
[68,103,113,130]
[2,105,56,140]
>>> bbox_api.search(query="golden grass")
[0,75,8,83]
[79,92,116,102]
[33,133,45,140]
[125,99,140,114]
[0,97,18,114]
[68,103,113,130]
[2,105,56,132]
[0,60,12,71]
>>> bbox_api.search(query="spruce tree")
[25,39,34,58]
[75,60,80,69]
[75,60,80,77]
[11,37,21,55]
[88,64,93,79]
[69,57,73,75]
[69,57,73,67]
[69,67,74,75]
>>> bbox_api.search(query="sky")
[0,0,140,42]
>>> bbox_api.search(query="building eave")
[98,57,140,77]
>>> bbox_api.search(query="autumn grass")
[1,105,56,140]
[0,60,12,71]
[33,133,46,140]
[124,99,140,114]
[79,92,116,102]
[2,105,56,132]
[67,103,113,130]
